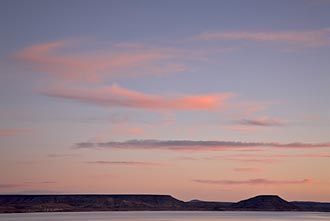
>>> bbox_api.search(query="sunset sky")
[0,0,329,202]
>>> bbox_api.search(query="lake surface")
[0,211,329,221]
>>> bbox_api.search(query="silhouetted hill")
[0,194,329,213]
[231,195,300,211]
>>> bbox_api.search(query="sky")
[0,0,329,202]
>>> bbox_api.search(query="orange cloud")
[12,40,187,82]
[197,28,330,47]
[42,83,233,111]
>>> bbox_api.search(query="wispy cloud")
[0,184,22,189]
[197,28,330,47]
[234,168,264,172]
[42,83,233,111]
[109,127,145,135]
[47,153,80,158]
[225,125,258,132]
[193,178,313,185]
[209,155,280,164]
[0,128,30,137]
[13,189,61,194]
[238,116,285,127]
[12,40,187,82]
[86,160,164,166]
[210,152,330,164]
[0,181,55,189]
[74,139,330,152]
[24,181,57,185]
[265,152,330,158]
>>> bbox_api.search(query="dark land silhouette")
[0,194,329,213]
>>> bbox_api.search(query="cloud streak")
[42,83,233,111]
[234,168,264,172]
[74,139,330,152]
[197,28,330,47]
[47,153,80,158]
[86,161,164,166]
[0,181,55,189]
[238,116,285,127]
[193,178,313,185]
[0,184,22,189]
[211,152,330,163]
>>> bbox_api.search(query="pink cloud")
[211,152,330,164]
[269,152,330,158]
[197,28,330,47]
[193,178,313,185]
[42,83,233,111]
[176,156,199,161]
[86,161,164,166]
[212,155,280,164]
[108,126,145,136]
[0,128,30,137]
[12,40,187,82]
[229,101,267,116]
[225,125,258,132]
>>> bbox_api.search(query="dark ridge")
[231,195,300,211]
[185,200,233,211]
[0,194,329,213]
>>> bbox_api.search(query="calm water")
[0,211,329,221]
